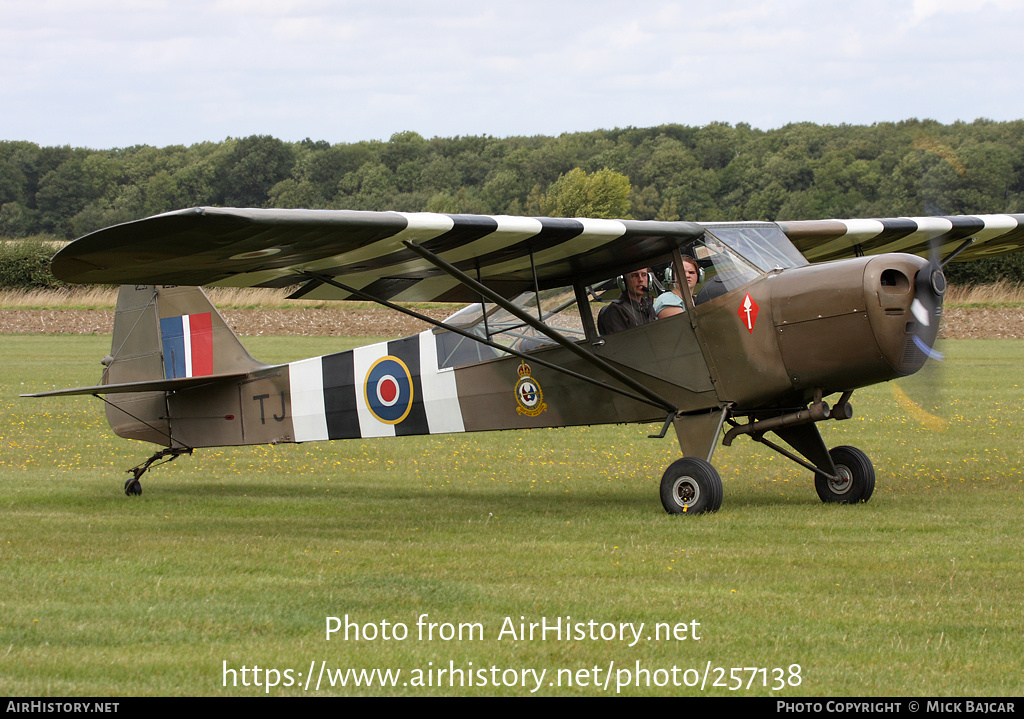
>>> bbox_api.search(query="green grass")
[2,335,1023,696]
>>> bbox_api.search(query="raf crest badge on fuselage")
[514,361,547,417]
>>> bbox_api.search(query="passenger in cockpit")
[654,255,700,319]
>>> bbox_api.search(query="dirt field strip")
[1,306,1022,338]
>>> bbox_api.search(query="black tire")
[124,477,142,496]
[815,445,874,504]
[660,457,723,515]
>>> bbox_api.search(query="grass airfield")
[2,334,1023,696]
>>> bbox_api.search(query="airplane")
[22,207,1024,513]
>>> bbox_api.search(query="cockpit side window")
[433,287,586,369]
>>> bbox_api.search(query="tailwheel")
[660,457,723,515]
[815,445,875,504]
[123,447,192,496]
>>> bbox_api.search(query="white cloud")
[913,0,1024,22]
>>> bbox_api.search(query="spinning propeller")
[909,233,950,361]
[893,232,975,432]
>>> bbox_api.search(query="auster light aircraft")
[23,208,1024,513]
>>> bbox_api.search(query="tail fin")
[105,285,263,384]
[102,285,266,446]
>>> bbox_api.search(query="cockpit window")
[686,236,761,302]
[433,223,810,366]
[706,224,809,272]
[434,287,585,369]
[686,223,808,304]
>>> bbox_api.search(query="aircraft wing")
[779,214,1024,263]
[51,207,704,303]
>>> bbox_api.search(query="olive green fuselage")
[104,252,936,452]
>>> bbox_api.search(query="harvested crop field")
[1,305,1022,338]
[0,306,453,337]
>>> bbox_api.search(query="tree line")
[2,118,1024,285]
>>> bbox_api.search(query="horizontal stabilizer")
[21,372,249,398]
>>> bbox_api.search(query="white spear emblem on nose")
[743,294,754,331]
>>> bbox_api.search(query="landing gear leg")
[124,447,192,496]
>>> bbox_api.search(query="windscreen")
[686,223,809,303]
[706,224,809,272]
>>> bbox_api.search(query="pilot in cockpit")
[597,267,656,334]
[654,255,700,319]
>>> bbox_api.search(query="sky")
[4,0,1024,149]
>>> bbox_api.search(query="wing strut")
[402,240,679,414]
[941,237,975,268]
[293,271,672,412]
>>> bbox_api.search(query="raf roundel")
[364,356,414,425]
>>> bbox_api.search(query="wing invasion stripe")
[273,216,653,301]
[54,207,1024,291]
[783,214,1024,262]
[52,207,706,299]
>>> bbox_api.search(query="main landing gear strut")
[659,393,874,515]
[124,447,193,495]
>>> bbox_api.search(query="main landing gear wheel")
[124,476,142,496]
[660,457,723,515]
[815,445,875,504]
